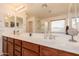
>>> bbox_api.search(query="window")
[72,17,79,29]
[51,20,65,33]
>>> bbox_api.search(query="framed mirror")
[4,16,15,27]
[16,16,23,28]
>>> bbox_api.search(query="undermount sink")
[42,35,72,46]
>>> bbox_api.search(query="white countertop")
[2,33,79,55]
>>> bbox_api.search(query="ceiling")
[0,3,79,18]
[26,3,69,18]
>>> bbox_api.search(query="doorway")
[28,21,33,33]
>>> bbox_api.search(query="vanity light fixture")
[42,3,48,8]
[15,5,25,11]
[42,4,52,13]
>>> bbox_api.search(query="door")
[28,21,33,33]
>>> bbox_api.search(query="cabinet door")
[40,46,78,56]
[59,51,78,56]
[40,46,59,56]
[22,48,39,56]
[14,45,21,56]
[3,40,8,55]
[7,42,14,56]
[14,39,22,56]
[3,36,8,55]
[22,41,39,53]
[15,45,21,52]
[8,37,13,43]
[15,39,21,46]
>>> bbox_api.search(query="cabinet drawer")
[40,46,59,56]
[15,50,21,56]
[15,45,21,52]
[22,48,39,56]
[22,41,39,53]
[3,36,7,40]
[3,40,8,54]
[15,39,21,46]
[8,37,14,43]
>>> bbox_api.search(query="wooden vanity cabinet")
[3,36,79,56]
[22,41,40,56]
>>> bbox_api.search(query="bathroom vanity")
[2,33,79,56]
[2,3,79,56]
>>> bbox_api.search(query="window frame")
[50,19,66,33]
[71,17,79,30]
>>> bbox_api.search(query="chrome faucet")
[13,30,15,35]
[13,30,19,35]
